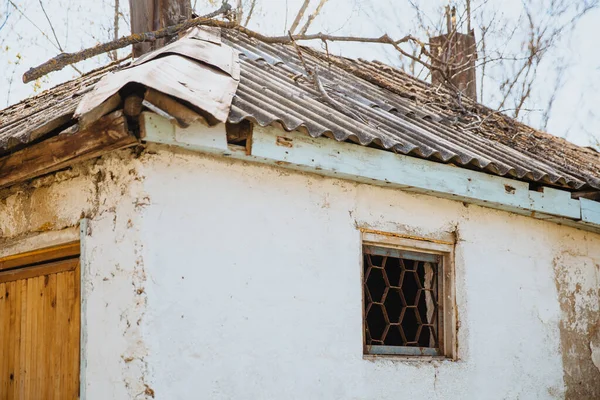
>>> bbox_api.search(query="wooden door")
[0,244,80,400]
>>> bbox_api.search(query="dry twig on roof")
[22,2,233,83]
[288,31,314,81]
[313,68,369,125]
[22,1,452,90]
[24,28,445,85]
[288,32,369,125]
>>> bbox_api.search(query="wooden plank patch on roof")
[0,110,138,190]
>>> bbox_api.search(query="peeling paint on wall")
[554,253,600,399]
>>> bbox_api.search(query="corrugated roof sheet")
[223,31,600,190]
[75,27,240,124]
[1,29,599,191]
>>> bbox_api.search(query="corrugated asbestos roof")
[1,29,599,191]
[223,31,600,190]
[0,62,118,152]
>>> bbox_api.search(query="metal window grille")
[363,245,442,356]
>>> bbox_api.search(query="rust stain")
[276,136,293,148]
[35,221,54,232]
[504,184,516,194]
[144,385,155,398]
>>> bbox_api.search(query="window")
[0,243,81,399]
[362,230,456,358]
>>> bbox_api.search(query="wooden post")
[129,0,192,57]
[430,31,477,101]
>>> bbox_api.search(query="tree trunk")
[129,0,192,57]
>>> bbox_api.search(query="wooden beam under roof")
[0,110,138,190]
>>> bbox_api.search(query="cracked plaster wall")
[0,144,599,399]
[0,150,152,399]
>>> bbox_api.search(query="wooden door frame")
[0,242,80,272]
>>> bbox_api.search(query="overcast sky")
[1,0,598,148]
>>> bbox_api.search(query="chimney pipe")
[430,7,477,101]
[129,0,192,58]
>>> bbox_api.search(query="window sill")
[362,354,453,363]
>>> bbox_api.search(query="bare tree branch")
[289,0,310,34]
[8,0,60,52]
[23,2,232,83]
[9,0,82,76]
[235,0,243,23]
[244,0,257,26]
[298,0,329,35]
[541,62,566,130]
[478,30,487,102]
[23,4,449,85]
[111,0,120,61]
[489,0,598,120]
[38,0,63,51]
[466,0,471,32]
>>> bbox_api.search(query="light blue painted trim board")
[581,198,600,226]
[141,112,229,154]
[141,113,600,234]
[250,126,581,220]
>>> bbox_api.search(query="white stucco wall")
[1,144,599,399]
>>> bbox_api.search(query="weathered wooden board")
[77,93,121,130]
[144,89,208,127]
[0,111,138,190]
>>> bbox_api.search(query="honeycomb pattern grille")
[363,246,440,353]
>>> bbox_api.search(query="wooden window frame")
[361,229,457,360]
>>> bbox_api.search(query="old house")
[1,21,600,400]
